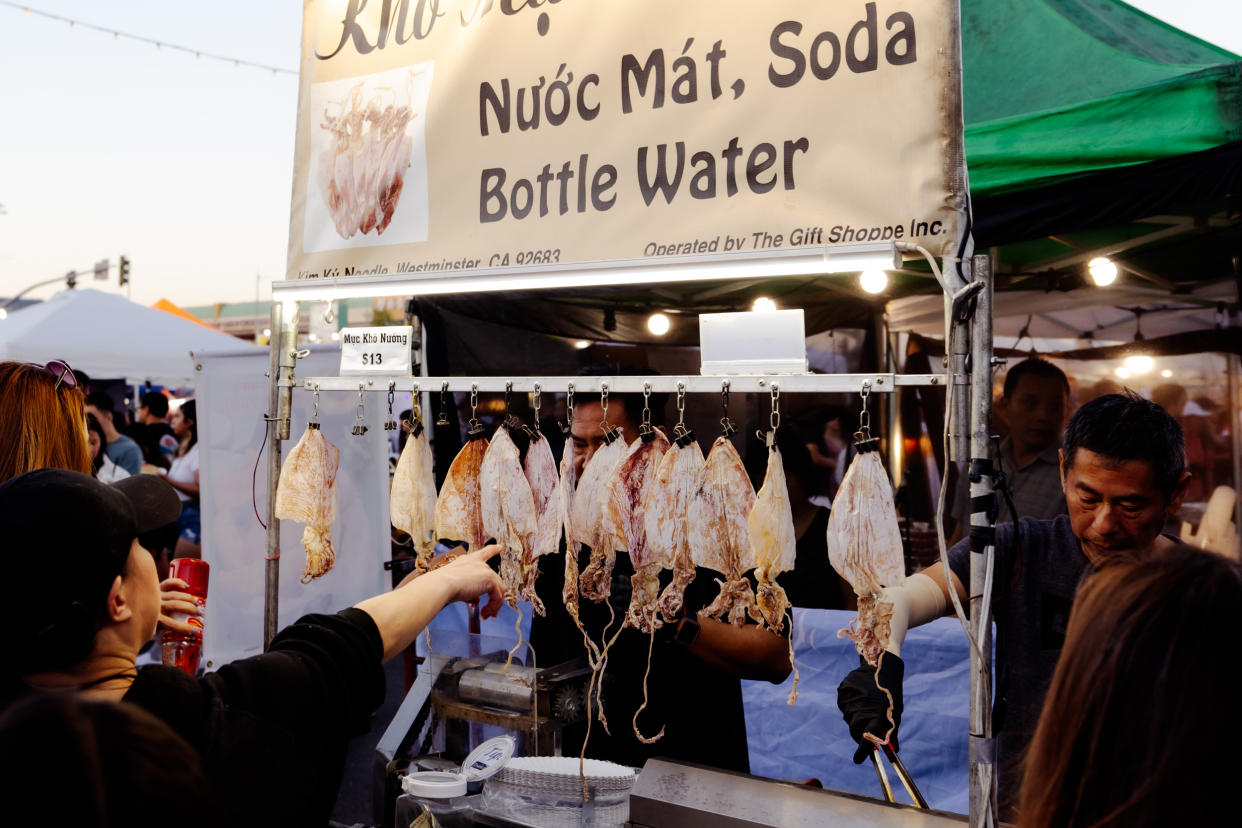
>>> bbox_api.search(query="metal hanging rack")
[296,373,944,395]
[261,249,997,825]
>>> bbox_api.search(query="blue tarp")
[742,609,969,815]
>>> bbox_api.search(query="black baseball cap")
[0,469,181,673]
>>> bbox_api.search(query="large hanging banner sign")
[287,0,969,285]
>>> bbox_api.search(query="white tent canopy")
[0,289,253,385]
[886,281,1236,351]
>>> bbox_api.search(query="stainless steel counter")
[626,759,967,828]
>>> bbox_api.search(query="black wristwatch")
[672,617,700,648]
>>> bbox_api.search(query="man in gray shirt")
[838,393,1188,809]
[950,358,1069,543]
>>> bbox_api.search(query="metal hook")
[640,381,654,437]
[352,384,369,436]
[768,383,781,444]
[310,383,321,427]
[467,383,483,436]
[532,382,542,434]
[720,380,736,437]
[599,382,610,430]
[673,381,695,445]
[436,382,450,427]
[562,382,575,436]
[854,379,876,449]
[504,381,513,415]
[385,381,398,431]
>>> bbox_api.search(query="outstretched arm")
[355,545,505,662]
[687,618,792,684]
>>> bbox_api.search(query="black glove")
[837,652,904,764]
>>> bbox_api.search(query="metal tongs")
[869,740,928,809]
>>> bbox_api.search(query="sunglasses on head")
[29,360,78,391]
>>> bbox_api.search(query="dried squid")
[749,442,799,703]
[389,422,437,570]
[587,429,670,617]
[557,429,598,664]
[647,435,706,623]
[570,429,628,601]
[827,443,906,666]
[480,427,542,615]
[524,432,561,560]
[275,425,340,583]
[434,435,490,549]
[687,437,760,626]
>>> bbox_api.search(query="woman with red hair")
[0,360,92,484]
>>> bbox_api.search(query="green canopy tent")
[965,0,1241,289]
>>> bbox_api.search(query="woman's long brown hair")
[1017,544,1242,827]
[0,362,92,483]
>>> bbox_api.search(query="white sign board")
[339,325,414,375]
[286,0,970,288]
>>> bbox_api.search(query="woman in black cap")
[0,468,505,828]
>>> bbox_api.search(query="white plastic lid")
[460,735,515,783]
[401,770,467,799]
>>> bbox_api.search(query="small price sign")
[338,326,414,376]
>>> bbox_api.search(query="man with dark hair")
[531,371,791,773]
[84,392,143,475]
[838,393,1189,809]
[127,391,178,467]
[951,358,1070,542]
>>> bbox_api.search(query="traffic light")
[119,255,130,287]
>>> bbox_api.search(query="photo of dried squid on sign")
[303,64,433,252]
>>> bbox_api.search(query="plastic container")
[396,736,514,827]
[395,771,471,828]
[161,558,208,675]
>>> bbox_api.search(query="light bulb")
[1124,355,1154,375]
[330,331,340,341]
[262,328,272,337]
[752,296,777,312]
[573,339,592,350]
[647,313,670,335]
[1160,369,1172,378]
[859,269,888,294]
[1114,367,1131,379]
[1088,257,1118,287]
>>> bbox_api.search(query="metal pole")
[263,303,283,648]
[1229,354,1242,558]
[946,257,970,464]
[264,301,300,647]
[967,254,997,825]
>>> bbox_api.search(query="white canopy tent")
[0,289,253,385]
[886,281,1237,352]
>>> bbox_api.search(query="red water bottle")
[161,558,209,675]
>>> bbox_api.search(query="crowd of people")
[0,353,1237,827]
[0,359,506,827]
